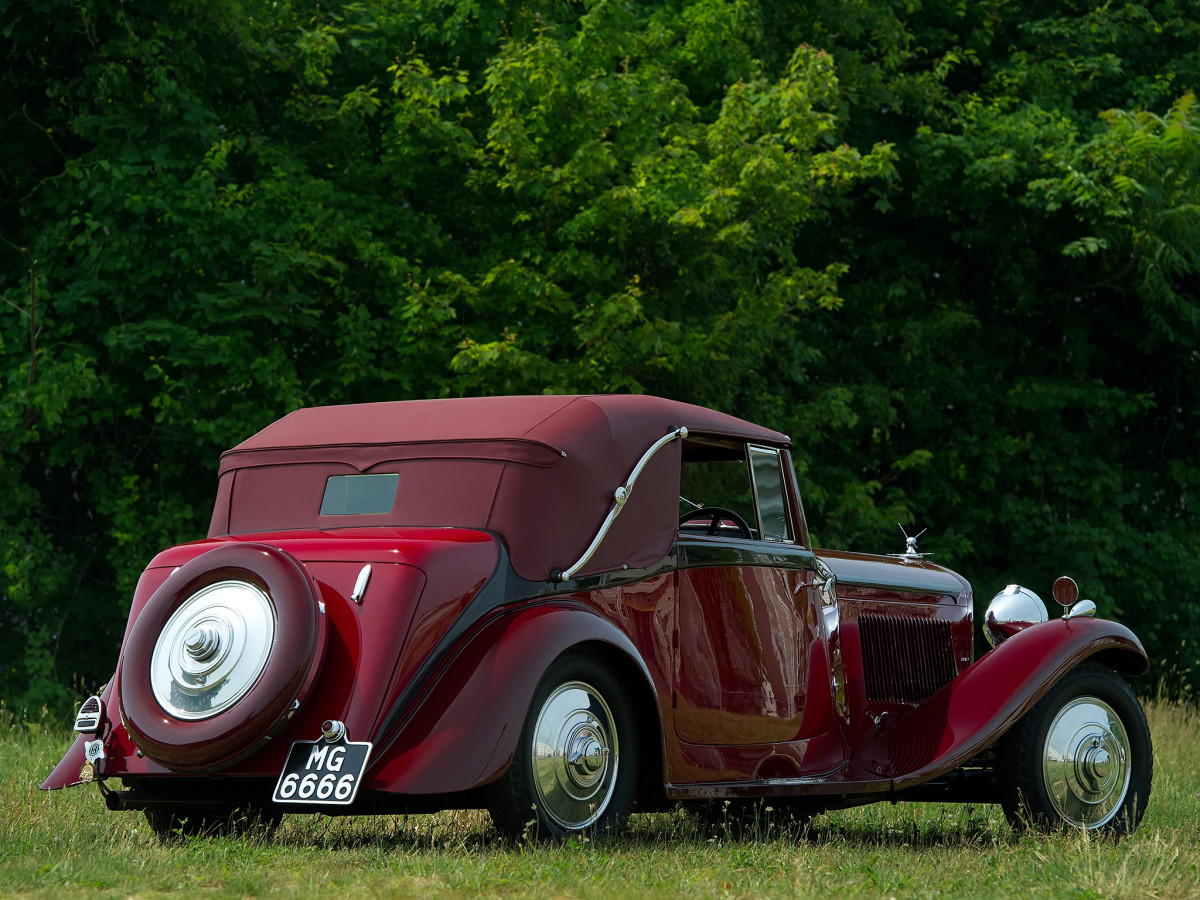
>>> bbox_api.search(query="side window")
[678,446,756,531]
[748,446,793,542]
[678,440,793,542]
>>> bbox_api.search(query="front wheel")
[487,651,639,840]
[999,661,1151,836]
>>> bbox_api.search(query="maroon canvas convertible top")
[210,395,789,581]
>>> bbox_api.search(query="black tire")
[487,651,639,840]
[143,806,281,841]
[999,661,1151,836]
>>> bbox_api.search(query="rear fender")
[854,616,1146,789]
[42,674,117,791]
[364,602,657,795]
[41,733,90,791]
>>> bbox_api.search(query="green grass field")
[2,701,1197,898]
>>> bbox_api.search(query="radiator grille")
[859,613,958,705]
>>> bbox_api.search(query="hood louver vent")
[859,613,957,705]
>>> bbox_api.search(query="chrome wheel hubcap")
[150,580,276,720]
[530,681,618,830]
[1043,696,1131,828]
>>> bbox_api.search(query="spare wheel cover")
[118,542,326,771]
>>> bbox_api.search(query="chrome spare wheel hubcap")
[531,681,618,830]
[150,580,277,720]
[185,625,222,661]
[1043,696,1131,828]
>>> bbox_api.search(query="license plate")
[272,738,372,806]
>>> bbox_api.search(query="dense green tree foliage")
[2,0,1197,713]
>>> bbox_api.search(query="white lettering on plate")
[327,746,345,772]
[306,744,329,769]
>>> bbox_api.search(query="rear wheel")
[487,651,639,840]
[999,662,1151,836]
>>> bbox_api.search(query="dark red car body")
[43,395,1152,837]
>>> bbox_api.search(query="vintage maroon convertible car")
[43,395,1151,838]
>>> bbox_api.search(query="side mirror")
[818,574,838,608]
[1052,575,1079,608]
[1053,575,1097,620]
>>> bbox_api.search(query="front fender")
[855,616,1146,789]
[363,601,657,795]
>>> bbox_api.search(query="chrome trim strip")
[557,426,688,581]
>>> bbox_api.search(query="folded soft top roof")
[212,395,790,582]
[221,394,788,469]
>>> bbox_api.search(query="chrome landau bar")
[556,426,688,582]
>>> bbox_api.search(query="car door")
[673,441,825,746]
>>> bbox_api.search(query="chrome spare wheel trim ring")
[1042,696,1132,829]
[531,681,618,830]
[149,580,277,721]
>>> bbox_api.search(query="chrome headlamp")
[984,583,1048,648]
